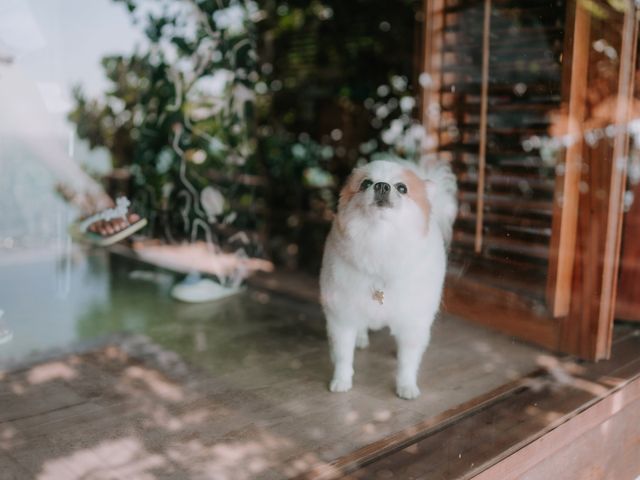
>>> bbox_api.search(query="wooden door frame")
[557,0,639,359]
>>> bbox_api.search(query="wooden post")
[596,0,638,356]
[546,1,590,317]
[475,0,491,253]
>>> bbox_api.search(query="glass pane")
[1,1,639,478]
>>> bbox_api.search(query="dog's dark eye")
[360,179,373,191]
[396,183,408,194]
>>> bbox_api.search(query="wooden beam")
[474,0,491,253]
[546,0,590,317]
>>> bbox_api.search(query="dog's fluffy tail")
[391,157,458,245]
[422,160,458,246]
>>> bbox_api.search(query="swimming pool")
[0,247,324,371]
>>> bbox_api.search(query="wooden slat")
[443,44,563,61]
[453,231,550,260]
[449,124,552,134]
[448,254,548,301]
[440,83,561,98]
[456,220,550,244]
[445,0,568,11]
[442,34,565,52]
[456,213,551,234]
[459,191,553,213]
[457,172,555,193]
[443,24,563,36]
[440,60,561,74]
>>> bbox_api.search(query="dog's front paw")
[396,383,420,400]
[329,376,353,393]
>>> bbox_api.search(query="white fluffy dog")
[320,159,457,399]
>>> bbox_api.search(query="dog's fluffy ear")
[338,168,366,212]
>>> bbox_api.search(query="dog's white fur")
[320,159,457,399]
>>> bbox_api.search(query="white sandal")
[69,197,147,246]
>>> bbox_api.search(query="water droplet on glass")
[419,72,432,88]
[623,190,634,211]
[579,181,589,193]
[377,85,390,97]
[513,83,527,96]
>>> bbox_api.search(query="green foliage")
[250,0,421,269]
[69,0,259,240]
[254,0,421,173]
[69,0,422,268]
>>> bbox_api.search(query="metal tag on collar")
[372,289,385,305]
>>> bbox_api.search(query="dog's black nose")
[373,182,391,194]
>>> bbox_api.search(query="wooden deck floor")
[348,325,640,480]
[0,287,546,480]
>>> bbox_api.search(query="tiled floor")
[0,249,547,479]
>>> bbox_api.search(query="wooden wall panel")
[617,179,640,321]
[615,34,640,322]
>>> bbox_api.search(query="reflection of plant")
[69,0,259,241]
[69,0,421,270]
[255,0,421,173]
[251,0,421,269]
[360,75,428,164]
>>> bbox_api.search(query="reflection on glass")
[1,0,640,477]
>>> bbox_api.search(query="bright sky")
[0,0,147,216]
[1,0,145,123]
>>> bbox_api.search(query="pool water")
[0,247,325,371]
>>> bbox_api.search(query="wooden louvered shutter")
[421,0,639,359]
